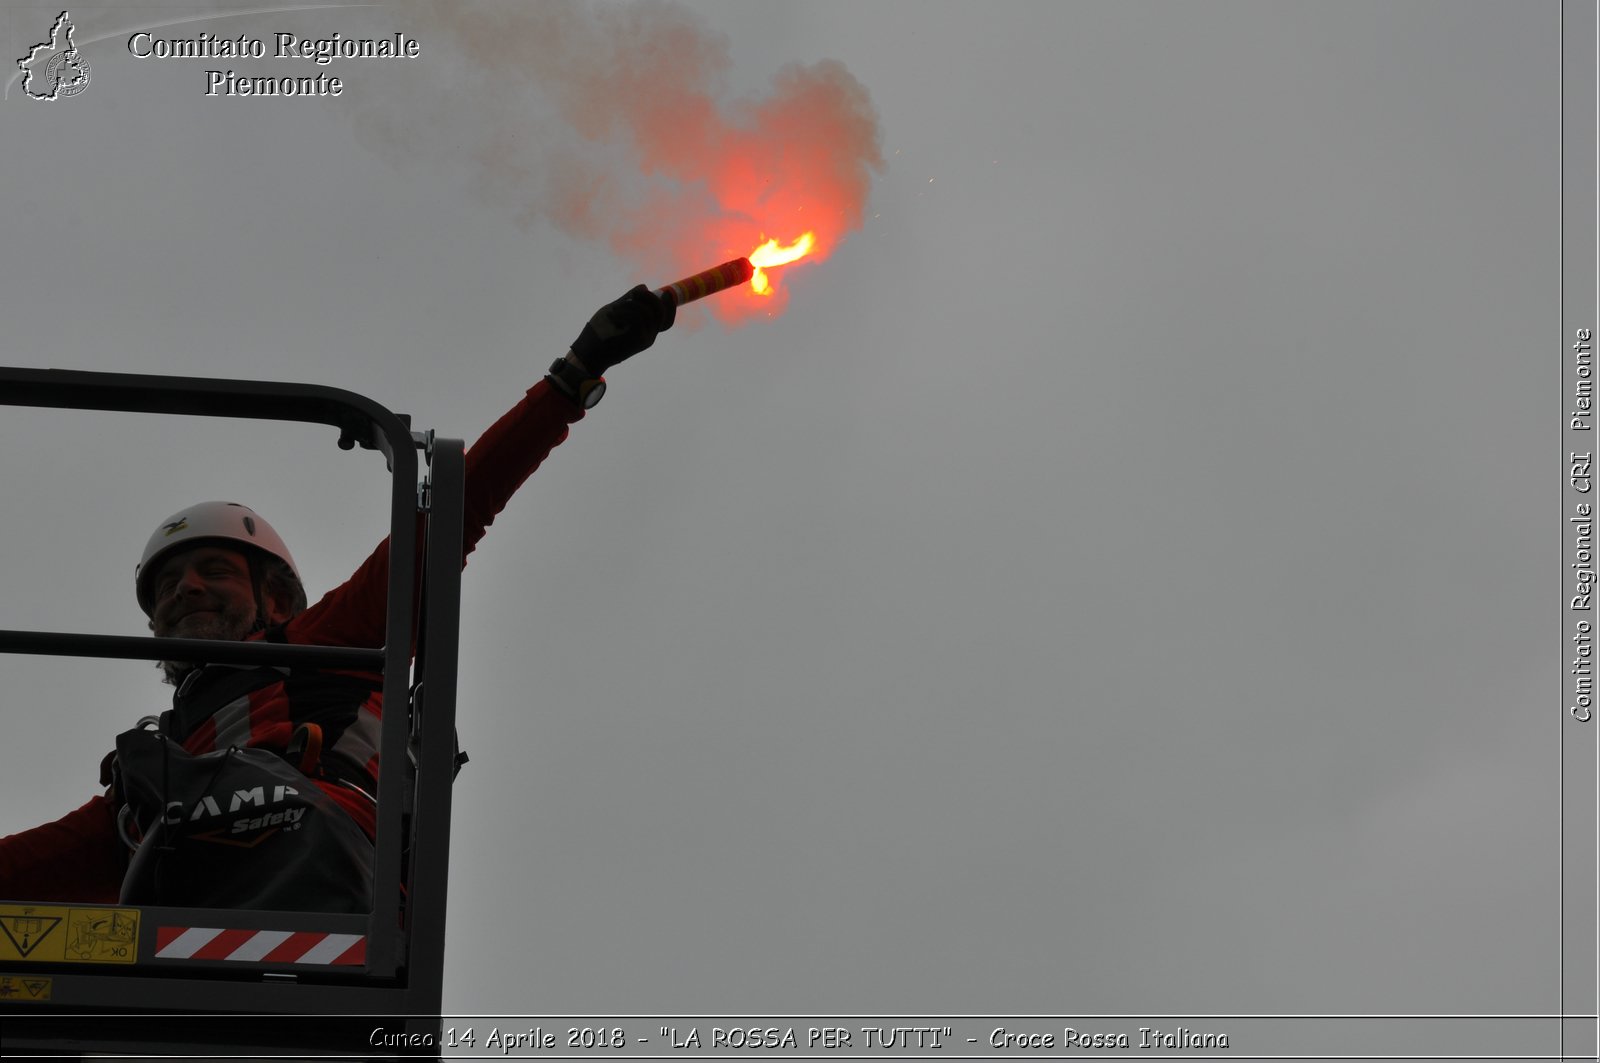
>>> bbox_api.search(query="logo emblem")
[163,518,189,537]
[242,516,257,537]
[17,12,91,100]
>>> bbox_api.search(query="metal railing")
[0,367,462,1058]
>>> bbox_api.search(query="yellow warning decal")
[0,974,53,1001]
[0,905,139,964]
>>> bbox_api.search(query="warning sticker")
[0,906,139,964]
[0,909,61,958]
[0,974,52,1001]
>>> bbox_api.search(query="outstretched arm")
[284,286,676,650]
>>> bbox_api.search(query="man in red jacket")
[0,285,673,910]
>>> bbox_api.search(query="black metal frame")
[0,367,463,1059]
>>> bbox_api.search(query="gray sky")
[0,0,1569,1034]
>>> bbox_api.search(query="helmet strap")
[243,551,272,635]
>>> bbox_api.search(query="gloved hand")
[569,284,677,376]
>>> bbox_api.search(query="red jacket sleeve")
[0,795,124,904]
[282,379,585,650]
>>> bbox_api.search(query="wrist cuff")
[547,354,606,409]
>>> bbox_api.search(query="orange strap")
[289,722,324,776]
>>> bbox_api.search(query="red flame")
[668,59,880,323]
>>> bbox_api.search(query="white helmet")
[136,501,301,616]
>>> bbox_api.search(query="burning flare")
[651,232,821,314]
[748,232,816,295]
[656,257,754,308]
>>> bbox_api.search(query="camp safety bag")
[109,722,373,913]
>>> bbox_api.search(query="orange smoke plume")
[381,1,883,323]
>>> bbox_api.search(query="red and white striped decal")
[154,926,365,966]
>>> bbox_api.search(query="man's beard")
[153,602,259,684]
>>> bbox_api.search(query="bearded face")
[147,546,265,682]
[149,548,261,636]
[154,598,259,641]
